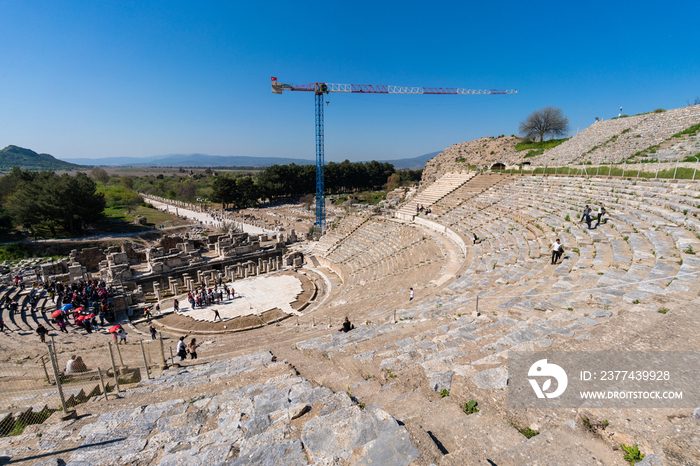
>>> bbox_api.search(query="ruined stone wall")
[69,247,106,272]
[420,136,521,189]
[159,235,184,252]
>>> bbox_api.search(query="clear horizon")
[1,1,698,162]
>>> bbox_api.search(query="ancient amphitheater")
[1,106,700,465]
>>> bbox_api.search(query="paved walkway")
[145,197,274,236]
[169,274,304,322]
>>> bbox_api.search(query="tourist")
[66,355,88,373]
[212,309,222,322]
[550,239,564,265]
[409,288,414,301]
[144,307,152,320]
[36,324,48,343]
[579,205,590,223]
[65,355,77,373]
[150,325,157,340]
[225,286,231,300]
[339,317,354,333]
[0,317,5,332]
[595,202,607,228]
[58,320,68,333]
[117,328,128,344]
[72,356,88,373]
[585,208,593,229]
[177,336,188,361]
[188,338,199,360]
[231,288,236,299]
[173,299,180,312]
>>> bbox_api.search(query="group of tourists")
[65,354,89,374]
[580,203,607,229]
[550,202,608,265]
[176,335,199,361]
[416,204,431,215]
[0,273,119,340]
[185,283,235,310]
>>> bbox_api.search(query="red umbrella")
[51,310,63,318]
[75,316,86,322]
[74,306,85,313]
[109,325,122,333]
[85,314,95,319]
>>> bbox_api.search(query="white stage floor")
[168,274,304,322]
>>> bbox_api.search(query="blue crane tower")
[271,77,517,233]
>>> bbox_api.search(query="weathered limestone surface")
[6,351,418,466]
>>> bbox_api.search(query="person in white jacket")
[550,239,563,265]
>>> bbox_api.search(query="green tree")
[90,167,110,183]
[387,173,401,191]
[0,207,13,235]
[235,176,259,208]
[211,176,237,209]
[7,171,105,236]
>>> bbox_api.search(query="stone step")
[487,425,626,466]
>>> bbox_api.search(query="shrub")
[461,400,479,415]
[620,444,645,464]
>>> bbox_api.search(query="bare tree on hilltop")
[519,106,570,142]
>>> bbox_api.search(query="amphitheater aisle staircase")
[396,171,476,220]
[429,173,513,218]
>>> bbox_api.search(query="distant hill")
[62,154,317,168]
[61,151,439,170]
[0,145,83,171]
[375,151,439,170]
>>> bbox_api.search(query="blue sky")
[1,0,698,163]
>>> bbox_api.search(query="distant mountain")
[0,145,83,171]
[61,151,439,169]
[62,154,316,167]
[375,151,440,170]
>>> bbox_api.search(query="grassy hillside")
[0,145,83,171]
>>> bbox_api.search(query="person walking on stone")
[173,299,179,312]
[36,324,48,343]
[550,239,564,265]
[212,309,222,322]
[595,202,606,228]
[188,338,199,360]
[585,208,593,229]
[177,336,188,361]
[150,325,157,340]
[580,205,590,223]
[409,288,414,302]
[117,328,128,344]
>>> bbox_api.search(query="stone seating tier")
[530,104,700,165]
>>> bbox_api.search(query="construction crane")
[271,77,517,232]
